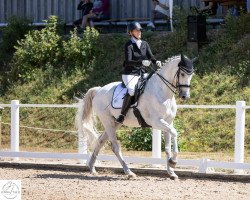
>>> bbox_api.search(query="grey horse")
[76,54,195,179]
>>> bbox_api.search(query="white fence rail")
[0,100,249,174]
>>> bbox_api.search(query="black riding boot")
[115,93,133,124]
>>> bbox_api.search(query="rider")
[116,21,161,124]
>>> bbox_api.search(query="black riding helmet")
[127,21,143,33]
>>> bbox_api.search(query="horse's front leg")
[171,131,178,168]
[153,119,178,179]
[166,122,178,168]
[164,131,178,180]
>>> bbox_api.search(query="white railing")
[0,100,249,174]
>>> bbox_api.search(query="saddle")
[112,72,154,127]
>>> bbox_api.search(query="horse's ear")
[181,53,185,61]
[192,57,198,63]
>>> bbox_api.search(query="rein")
[156,72,177,94]
[148,62,194,94]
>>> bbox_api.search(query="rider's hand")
[142,60,151,67]
[156,60,162,68]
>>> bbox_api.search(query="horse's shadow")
[34,173,250,183]
[35,173,123,181]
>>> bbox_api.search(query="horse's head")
[177,54,196,100]
[155,54,196,99]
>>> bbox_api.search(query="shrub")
[1,16,32,54]
[224,12,250,40]
[118,119,185,151]
[62,27,99,68]
[164,7,188,57]
[13,16,61,70]
[10,16,100,83]
[118,128,164,151]
[230,59,250,87]
[0,16,31,73]
[195,12,250,80]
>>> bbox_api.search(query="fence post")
[11,100,20,161]
[152,129,161,166]
[78,102,88,164]
[0,107,3,149]
[199,158,208,173]
[78,134,87,164]
[234,101,246,174]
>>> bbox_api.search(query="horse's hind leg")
[110,136,136,178]
[104,125,136,178]
[88,132,108,174]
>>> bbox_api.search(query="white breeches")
[122,75,140,96]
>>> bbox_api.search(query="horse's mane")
[162,55,181,68]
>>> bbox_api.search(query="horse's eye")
[181,73,185,77]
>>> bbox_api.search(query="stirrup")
[115,115,125,124]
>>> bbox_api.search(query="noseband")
[155,62,194,94]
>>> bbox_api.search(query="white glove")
[156,60,162,68]
[142,60,151,67]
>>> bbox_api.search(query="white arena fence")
[0,100,249,174]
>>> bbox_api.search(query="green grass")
[0,24,249,153]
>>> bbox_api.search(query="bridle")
[153,61,194,94]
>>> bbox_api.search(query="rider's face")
[131,29,141,39]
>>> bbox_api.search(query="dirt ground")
[0,162,249,200]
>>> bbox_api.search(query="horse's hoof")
[170,174,178,180]
[169,158,177,168]
[126,172,137,179]
[90,171,98,175]
[91,172,98,176]
[90,168,98,175]
[167,170,178,180]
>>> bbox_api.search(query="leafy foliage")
[0,12,249,153]
[0,16,31,73]
[118,128,164,151]
[1,16,32,54]
[117,119,185,152]
[62,27,99,68]
[11,16,61,82]
[196,12,250,86]
[2,16,100,88]
[176,74,250,152]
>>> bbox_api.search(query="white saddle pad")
[112,83,137,109]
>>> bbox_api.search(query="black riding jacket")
[122,39,156,75]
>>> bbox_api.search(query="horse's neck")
[159,61,179,81]
[148,59,179,99]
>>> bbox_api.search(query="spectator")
[81,0,110,29]
[228,5,239,17]
[73,0,93,28]
[147,0,170,29]
[197,1,218,16]
[248,0,250,12]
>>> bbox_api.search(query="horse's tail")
[75,86,101,149]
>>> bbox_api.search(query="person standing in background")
[73,0,93,28]
[81,0,110,29]
[147,0,169,29]
[198,1,218,16]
